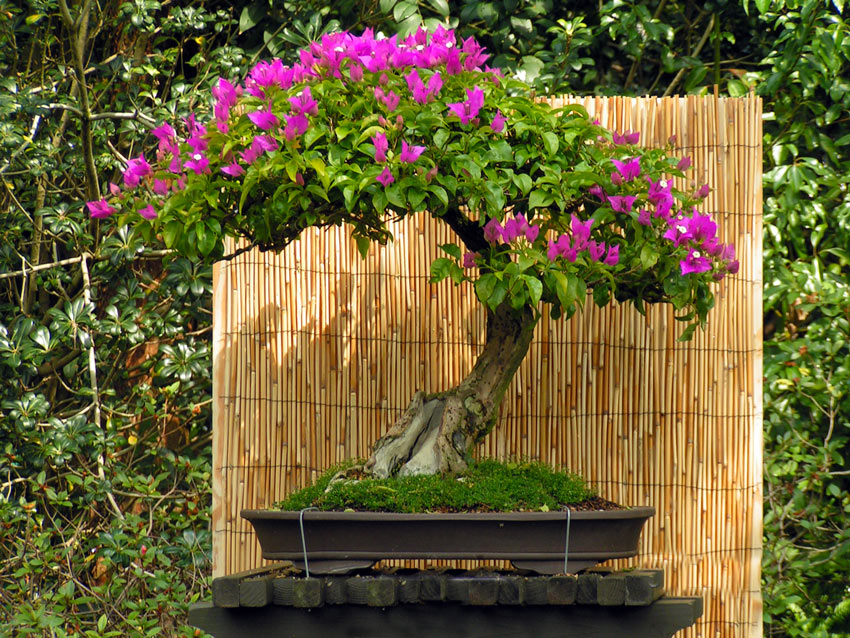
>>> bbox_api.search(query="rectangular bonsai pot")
[241,507,654,573]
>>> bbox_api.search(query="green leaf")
[439,243,462,260]
[640,245,659,269]
[239,4,265,33]
[474,273,497,305]
[522,275,544,306]
[354,235,371,259]
[550,271,573,309]
[385,184,406,208]
[429,257,454,283]
[677,323,698,342]
[429,185,449,208]
[529,189,554,209]
[197,221,217,256]
[427,0,450,17]
[162,220,183,249]
[408,188,427,211]
[592,282,610,308]
[512,173,533,195]
[483,182,506,214]
[542,132,559,157]
[393,0,419,22]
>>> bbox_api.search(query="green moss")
[277,459,596,513]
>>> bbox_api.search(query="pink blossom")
[123,155,152,189]
[612,130,640,145]
[248,106,279,131]
[447,86,484,125]
[399,140,425,163]
[686,212,718,247]
[445,47,462,75]
[525,224,540,242]
[502,215,527,242]
[664,218,689,246]
[588,184,607,202]
[374,87,400,111]
[221,161,245,177]
[548,234,577,262]
[491,110,506,133]
[108,182,122,197]
[570,214,593,251]
[696,184,710,199]
[254,135,279,152]
[349,63,364,82]
[284,114,309,140]
[608,195,637,213]
[372,132,388,162]
[427,72,443,96]
[184,113,205,139]
[406,69,428,104]
[462,252,478,269]
[676,156,692,171]
[680,248,712,275]
[637,208,652,226]
[86,199,115,219]
[138,204,157,220]
[588,240,606,262]
[461,35,489,70]
[153,179,169,196]
[376,166,395,187]
[151,122,175,142]
[611,157,640,181]
[184,153,210,174]
[212,78,239,110]
[603,244,620,266]
[483,218,504,244]
[289,87,319,116]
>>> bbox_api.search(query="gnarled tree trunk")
[366,302,538,477]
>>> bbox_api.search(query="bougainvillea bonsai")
[88,27,737,479]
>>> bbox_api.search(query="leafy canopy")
[89,27,736,333]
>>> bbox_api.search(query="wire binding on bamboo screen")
[211,95,763,638]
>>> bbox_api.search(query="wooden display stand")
[190,565,702,638]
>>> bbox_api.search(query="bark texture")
[366,303,538,478]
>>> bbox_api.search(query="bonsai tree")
[88,27,738,479]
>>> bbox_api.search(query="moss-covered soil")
[277,459,622,513]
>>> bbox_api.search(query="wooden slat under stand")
[211,95,763,638]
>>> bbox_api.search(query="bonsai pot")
[242,507,655,574]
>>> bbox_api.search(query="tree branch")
[80,254,125,521]
[57,0,99,201]
[663,13,715,97]
[440,205,488,252]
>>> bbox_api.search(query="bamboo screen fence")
[211,94,763,638]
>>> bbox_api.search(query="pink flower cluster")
[590,154,735,278]
[546,215,619,266]
[663,210,738,276]
[483,214,540,245]
[86,26,503,220]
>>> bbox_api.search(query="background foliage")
[1,0,847,636]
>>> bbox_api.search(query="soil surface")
[325,495,625,513]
